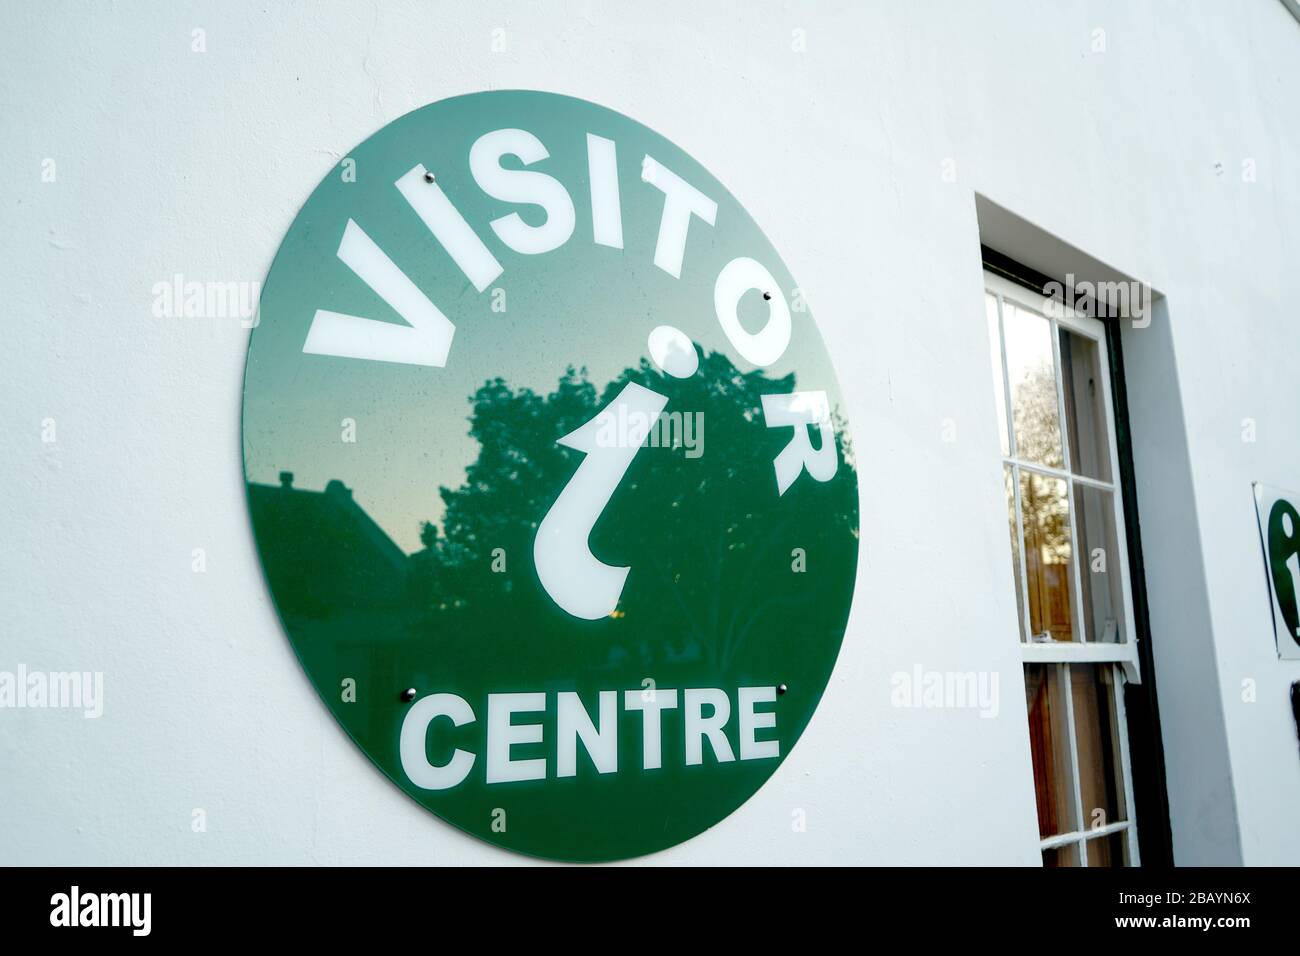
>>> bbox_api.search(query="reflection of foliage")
[1012,361,1069,563]
[1012,362,1063,469]
[408,350,859,673]
[1021,472,1070,564]
[409,368,599,619]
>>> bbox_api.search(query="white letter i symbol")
[534,326,699,619]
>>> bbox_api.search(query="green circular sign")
[243,91,859,861]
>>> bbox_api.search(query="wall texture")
[2,0,1297,865]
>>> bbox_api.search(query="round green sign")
[243,91,859,861]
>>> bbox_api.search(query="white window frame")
[984,270,1142,866]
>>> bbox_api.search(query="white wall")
[2,0,1297,865]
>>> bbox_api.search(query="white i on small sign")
[1252,482,1300,659]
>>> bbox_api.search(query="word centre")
[400,685,782,789]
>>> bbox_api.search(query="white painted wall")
[2,0,1296,865]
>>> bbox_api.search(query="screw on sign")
[243,91,859,860]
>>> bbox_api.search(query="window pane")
[1085,832,1128,867]
[1025,664,1077,838]
[986,293,1010,457]
[1042,843,1080,867]
[1075,484,1124,643]
[1020,470,1075,642]
[1003,302,1063,468]
[1059,327,1112,482]
[1072,665,1126,833]
[1004,464,1027,640]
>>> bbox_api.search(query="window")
[984,270,1141,866]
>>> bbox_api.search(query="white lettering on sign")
[486,692,547,784]
[535,325,701,620]
[398,692,477,790]
[534,381,668,620]
[298,124,841,614]
[623,687,679,770]
[586,133,623,249]
[470,128,576,255]
[761,391,838,496]
[396,164,504,291]
[714,257,792,367]
[684,688,735,766]
[556,690,618,777]
[300,128,810,381]
[399,686,779,789]
[1284,511,1300,628]
[302,219,458,368]
[738,686,780,759]
[640,154,718,278]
